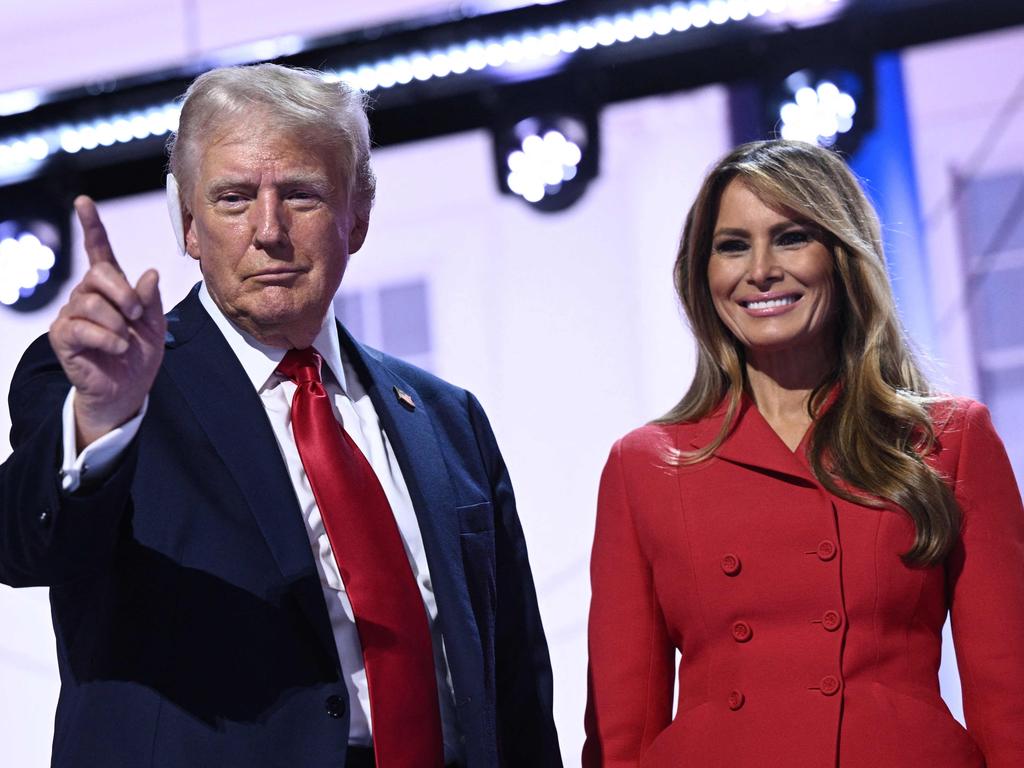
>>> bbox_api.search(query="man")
[0,64,561,768]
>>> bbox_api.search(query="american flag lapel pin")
[393,385,416,411]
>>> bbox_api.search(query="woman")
[583,140,1024,767]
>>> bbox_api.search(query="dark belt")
[346,745,461,768]
[345,746,376,768]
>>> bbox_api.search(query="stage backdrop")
[1,16,1022,766]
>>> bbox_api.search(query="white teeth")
[746,296,797,310]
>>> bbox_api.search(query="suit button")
[727,690,745,710]
[38,508,51,526]
[822,610,842,631]
[731,621,752,642]
[817,540,837,561]
[819,676,841,696]
[721,554,741,576]
[325,695,347,719]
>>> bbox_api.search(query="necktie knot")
[278,348,322,385]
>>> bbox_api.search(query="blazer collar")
[334,324,466,583]
[335,324,483,701]
[689,392,833,486]
[163,288,475,678]
[164,290,463,562]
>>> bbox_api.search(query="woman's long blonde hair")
[660,140,958,567]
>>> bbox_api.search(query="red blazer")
[584,396,1024,768]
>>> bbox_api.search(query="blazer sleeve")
[0,334,136,588]
[946,400,1024,767]
[465,392,562,767]
[583,439,674,767]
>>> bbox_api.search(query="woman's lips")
[738,293,802,317]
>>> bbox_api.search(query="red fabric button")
[820,675,841,696]
[727,690,745,711]
[731,621,752,642]
[721,554,741,576]
[817,540,837,561]
[822,610,842,631]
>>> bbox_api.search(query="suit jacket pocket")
[457,501,495,535]
[457,502,497,644]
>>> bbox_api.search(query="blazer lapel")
[161,288,338,661]
[336,326,482,691]
[693,396,818,486]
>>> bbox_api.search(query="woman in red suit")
[583,140,1024,768]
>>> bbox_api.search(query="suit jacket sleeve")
[583,439,674,767]
[946,400,1024,767]
[465,392,562,767]
[0,335,136,588]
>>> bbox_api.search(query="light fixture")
[0,0,845,182]
[778,71,858,146]
[495,113,598,212]
[757,63,873,153]
[0,193,71,312]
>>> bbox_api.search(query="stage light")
[771,67,869,151]
[778,72,857,146]
[2,102,180,182]
[495,113,598,212]
[0,213,69,312]
[0,0,848,183]
[0,88,42,117]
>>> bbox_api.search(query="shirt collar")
[198,281,348,393]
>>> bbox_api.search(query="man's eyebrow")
[205,177,256,196]
[205,174,334,195]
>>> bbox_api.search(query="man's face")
[183,119,367,347]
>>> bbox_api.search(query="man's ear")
[349,213,370,254]
[165,173,190,258]
[183,207,200,261]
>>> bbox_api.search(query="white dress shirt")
[60,283,464,761]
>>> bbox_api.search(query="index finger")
[74,195,122,272]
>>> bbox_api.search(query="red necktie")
[278,348,444,768]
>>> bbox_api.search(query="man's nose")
[748,242,782,288]
[251,194,289,250]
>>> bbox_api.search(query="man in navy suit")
[0,63,561,768]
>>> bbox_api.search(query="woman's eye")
[714,239,747,254]
[777,229,810,246]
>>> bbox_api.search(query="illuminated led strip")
[0,102,182,178]
[0,0,841,177]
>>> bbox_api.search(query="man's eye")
[218,194,247,205]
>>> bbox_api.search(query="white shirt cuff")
[60,389,147,493]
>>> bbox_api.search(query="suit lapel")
[336,326,481,681]
[161,288,338,660]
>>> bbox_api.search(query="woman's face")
[706,178,836,362]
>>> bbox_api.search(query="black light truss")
[0,0,1021,208]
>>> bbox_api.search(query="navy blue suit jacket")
[0,287,561,767]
